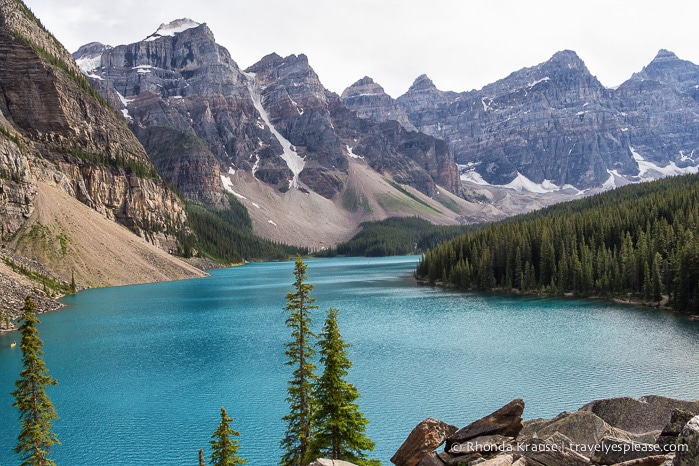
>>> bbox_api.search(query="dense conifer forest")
[318,217,476,257]
[181,194,306,263]
[415,174,699,314]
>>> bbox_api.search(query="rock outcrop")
[392,396,699,466]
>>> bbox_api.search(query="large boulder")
[579,396,699,435]
[391,418,458,466]
[673,415,699,466]
[520,410,634,456]
[445,399,525,453]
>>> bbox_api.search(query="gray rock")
[520,410,633,457]
[673,415,699,466]
[580,396,699,435]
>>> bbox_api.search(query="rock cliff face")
[0,0,200,314]
[0,0,188,245]
[345,50,699,191]
[76,20,463,205]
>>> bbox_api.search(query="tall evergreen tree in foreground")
[210,407,246,466]
[280,255,318,466]
[308,308,378,466]
[12,296,60,466]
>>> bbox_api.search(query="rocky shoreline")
[387,395,699,466]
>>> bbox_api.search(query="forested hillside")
[415,174,699,313]
[319,217,475,257]
[181,194,306,263]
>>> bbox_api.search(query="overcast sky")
[23,0,699,98]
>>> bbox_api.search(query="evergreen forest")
[415,174,699,314]
[181,193,307,263]
[321,217,476,257]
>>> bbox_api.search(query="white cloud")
[24,0,699,97]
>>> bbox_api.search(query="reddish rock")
[445,399,525,453]
[391,418,458,466]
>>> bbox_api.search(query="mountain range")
[3,4,699,315]
[74,19,699,242]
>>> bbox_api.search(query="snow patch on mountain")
[76,54,102,74]
[631,146,699,180]
[145,19,201,42]
[244,72,305,189]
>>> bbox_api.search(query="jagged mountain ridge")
[74,19,469,248]
[75,20,462,200]
[343,49,699,191]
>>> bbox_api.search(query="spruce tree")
[199,448,205,466]
[210,407,246,466]
[308,308,378,466]
[280,255,318,466]
[12,296,60,466]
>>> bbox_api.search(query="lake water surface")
[1,256,698,465]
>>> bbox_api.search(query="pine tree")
[280,255,318,466]
[199,448,206,466]
[210,407,246,466]
[308,308,377,466]
[12,296,60,466]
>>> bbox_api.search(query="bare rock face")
[445,398,525,453]
[0,0,188,248]
[391,418,458,466]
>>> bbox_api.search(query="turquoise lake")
[1,255,699,465]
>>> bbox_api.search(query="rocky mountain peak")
[145,18,202,41]
[651,49,680,63]
[341,76,416,131]
[632,49,699,90]
[408,74,437,92]
[341,76,387,99]
[547,49,588,71]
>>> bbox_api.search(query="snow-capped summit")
[73,42,112,75]
[145,18,201,42]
